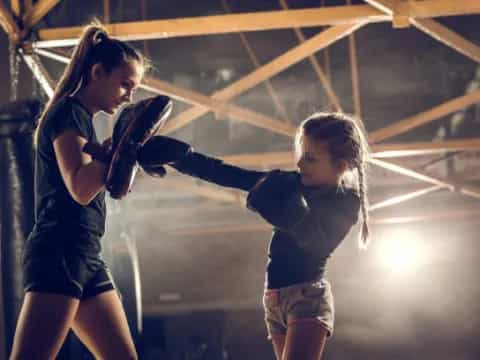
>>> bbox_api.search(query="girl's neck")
[74,88,99,115]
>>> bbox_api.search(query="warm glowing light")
[377,230,426,274]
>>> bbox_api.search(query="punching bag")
[0,98,42,354]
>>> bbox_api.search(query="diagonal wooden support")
[33,48,296,137]
[370,158,480,199]
[370,209,480,225]
[366,0,480,57]
[162,22,365,134]
[20,51,55,97]
[23,0,61,29]
[368,90,480,143]
[10,0,21,17]
[33,1,480,48]
[221,0,290,122]
[158,176,245,205]
[363,0,395,16]
[372,138,480,158]
[198,139,480,168]
[171,208,480,236]
[395,0,480,19]
[279,0,343,112]
[411,18,480,64]
[35,5,387,47]
[369,185,442,212]
[346,0,362,117]
[0,1,20,42]
[142,77,296,137]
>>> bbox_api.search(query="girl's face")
[93,60,143,114]
[296,135,346,186]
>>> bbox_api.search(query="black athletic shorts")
[22,235,116,300]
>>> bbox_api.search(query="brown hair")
[35,22,144,141]
[295,112,370,249]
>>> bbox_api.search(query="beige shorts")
[262,280,334,339]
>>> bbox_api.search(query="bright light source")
[377,230,426,274]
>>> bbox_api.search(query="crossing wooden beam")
[368,90,480,143]
[23,0,61,29]
[161,23,365,134]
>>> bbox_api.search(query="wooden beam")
[346,0,362,117]
[103,0,110,23]
[20,52,55,98]
[159,176,246,205]
[370,158,480,199]
[34,0,480,47]
[0,1,20,42]
[363,0,394,16]
[411,18,480,64]
[395,0,480,19]
[369,185,442,212]
[170,208,480,236]
[371,209,480,225]
[222,0,290,122]
[142,77,296,137]
[161,23,365,134]
[155,138,480,169]
[372,138,480,158]
[221,151,293,167]
[32,48,296,137]
[35,5,386,47]
[279,0,343,112]
[23,0,61,29]
[368,90,480,143]
[10,0,21,17]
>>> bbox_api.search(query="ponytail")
[35,21,143,143]
[35,24,108,142]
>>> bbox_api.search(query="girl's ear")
[90,63,105,81]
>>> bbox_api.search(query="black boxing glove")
[137,135,192,177]
[246,170,310,230]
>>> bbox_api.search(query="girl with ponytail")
[148,111,370,359]
[11,23,143,359]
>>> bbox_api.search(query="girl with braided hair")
[140,111,370,359]
[11,23,143,359]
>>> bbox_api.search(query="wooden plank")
[161,23,364,134]
[142,77,296,137]
[10,0,21,17]
[412,18,480,64]
[222,0,290,121]
[23,0,61,28]
[346,0,362,117]
[396,0,480,19]
[369,185,442,212]
[372,138,480,157]
[34,47,296,137]
[371,209,480,225]
[159,176,245,205]
[370,158,480,199]
[279,0,343,111]
[21,53,55,98]
[35,5,386,47]
[166,208,480,236]
[363,0,395,16]
[369,90,480,143]
[0,1,20,41]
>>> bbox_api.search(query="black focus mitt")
[105,95,172,199]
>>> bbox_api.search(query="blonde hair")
[35,22,143,142]
[295,112,370,249]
